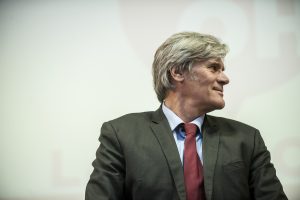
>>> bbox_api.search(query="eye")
[208,64,221,72]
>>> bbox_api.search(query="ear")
[170,67,185,82]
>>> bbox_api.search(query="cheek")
[198,80,212,92]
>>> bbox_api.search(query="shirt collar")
[162,103,205,132]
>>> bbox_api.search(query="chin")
[205,102,225,114]
[213,100,226,110]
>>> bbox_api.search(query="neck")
[164,92,206,122]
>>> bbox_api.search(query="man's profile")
[85,32,287,200]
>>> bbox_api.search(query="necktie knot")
[183,123,197,137]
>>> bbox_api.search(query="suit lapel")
[202,115,220,200]
[150,107,186,200]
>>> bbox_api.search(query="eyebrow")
[208,61,225,71]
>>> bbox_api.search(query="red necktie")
[183,123,205,200]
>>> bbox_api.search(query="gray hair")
[152,32,229,103]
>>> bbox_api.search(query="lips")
[213,87,223,92]
[213,87,224,96]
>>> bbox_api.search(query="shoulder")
[104,111,155,129]
[112,111,154,122]
[205,114,258,133]
[205,115,263,152]
[100,111,160,146]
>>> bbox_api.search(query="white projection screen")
[0,0,299,199]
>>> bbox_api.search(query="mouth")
[213,87,224,96]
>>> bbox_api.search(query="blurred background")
[0,0,299,199]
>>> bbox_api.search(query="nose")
[218,71,230,85]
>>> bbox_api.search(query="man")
[86,32,287,200]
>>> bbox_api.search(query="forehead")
[194,57,225,68]
[196,58,225,70]
[204,57,224,65]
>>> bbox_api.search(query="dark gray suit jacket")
[86,107,287,200]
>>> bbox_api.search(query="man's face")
[182,57,230,113]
